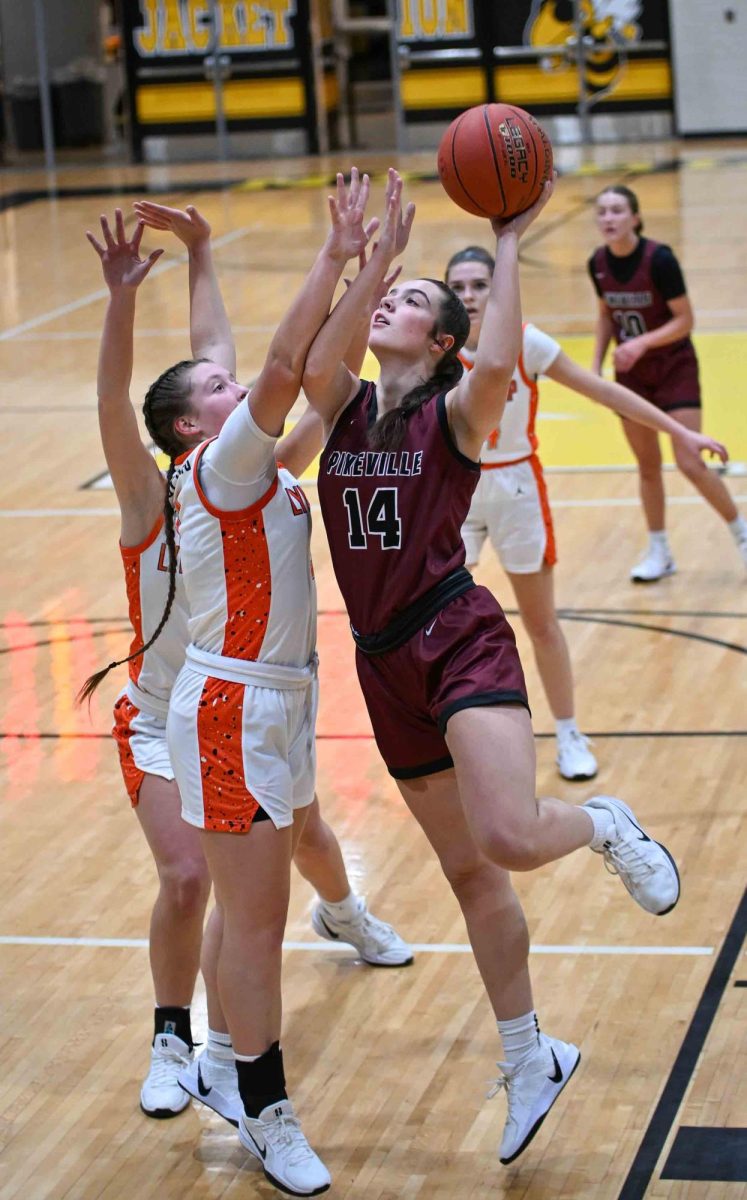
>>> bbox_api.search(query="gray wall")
[670,0,747,135]
[0,0,102,84]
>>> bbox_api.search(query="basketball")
[437,103,553,219]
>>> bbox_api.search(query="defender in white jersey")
[167,402,318,833]
[129,177,406,1197]
[446,246,727,782]
[84,200,411,1184]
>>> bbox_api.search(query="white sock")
[497,1011,541,1067]
[207,1027,234,1064]
[586,805,615,850]
[727,514,747,539]
[556,717,579,740]
[318,890,361,922]
[649,530,669,549]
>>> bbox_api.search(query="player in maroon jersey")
[301,170,682,1166]
[591,185,747,580]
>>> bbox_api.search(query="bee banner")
[490,0,672,114]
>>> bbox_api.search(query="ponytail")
[76,459,180,706]
[369,279,469,453]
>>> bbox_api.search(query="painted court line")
[0,224,259,342]
[0,935,713,956]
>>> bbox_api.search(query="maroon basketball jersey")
[318,382,480,636]
[592,239,692,356]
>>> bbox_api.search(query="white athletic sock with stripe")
[207,1028,234,1065]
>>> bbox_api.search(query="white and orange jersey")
[459,323,561,467]
[120,516,189,707]
[170,402,316,670]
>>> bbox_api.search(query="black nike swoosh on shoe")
[318,913,340,940]
[244,1126,267,1161]
[547,1048,563,1084]
[627,818,651,842]
[197,1064,212,1097]
[615,804,651,841]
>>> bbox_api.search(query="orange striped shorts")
[112,691,175,806]
[166,666,317,834]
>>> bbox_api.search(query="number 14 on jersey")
[342,487,402,549]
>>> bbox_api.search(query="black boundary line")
[4,609,743,625]
[2,611,744,659]
[0,628,130,656]
[617,886,747,1200]
[1,729,744,741]
[81,468,115,490]
[10,151,744,219]
[559,613,746,655]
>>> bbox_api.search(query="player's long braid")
[76,360,202,707]
[369,281,470,453]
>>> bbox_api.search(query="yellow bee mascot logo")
[525,0,642,98]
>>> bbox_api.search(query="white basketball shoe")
[630,543,676,583]
[489,1033,581,1165]
[239,1099,331,1195]
[140,1033,193,1118]
[584,794,680,915]
[556,729,598,781]
[179,1050,242,1126]
[311,899,413,966]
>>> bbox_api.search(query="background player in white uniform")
[445,246,728,782]
[84,200,410,1156]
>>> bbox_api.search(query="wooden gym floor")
[0,139,745,1199]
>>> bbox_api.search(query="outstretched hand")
[327,167,379,264]
[132,200,211,249]
[371,168,416,268]
[383,166,416,257]
[86,209,163,290]
[491,173,555,240]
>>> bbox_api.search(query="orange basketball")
[437,103,553,219]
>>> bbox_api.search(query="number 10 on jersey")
[343,487,402,549]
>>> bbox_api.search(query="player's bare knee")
[159,857,211,917]
[441,854,494,901]
[477,825,540,872]
[524,613,561,647]
[674,449,702,481]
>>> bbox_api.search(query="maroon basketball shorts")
[355,585,529,780]
[616,342,701,412]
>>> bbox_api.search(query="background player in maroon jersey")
[445,244,727,782]
[301,171,681,1167]
[85,195,410,1168]
[590,185,747,581]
